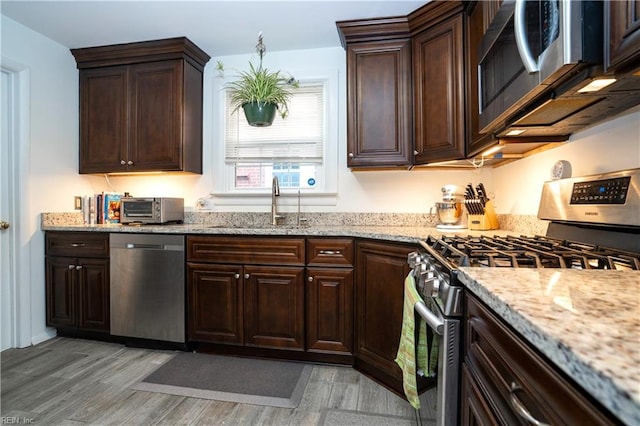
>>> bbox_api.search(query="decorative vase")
[242,102,277,127]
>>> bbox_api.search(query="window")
[213,68,338,203]
[224,81,325,190]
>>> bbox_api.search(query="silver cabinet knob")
[244,273,250,279]
[308,276,313,282]
[68,265,75,270]
[235,273,240,279]
[120,160,126,165]
[127,160,134,166]
[0,221,9,230]
[75,265,83,270]
[413,150,419,156]
[348,152,354,158]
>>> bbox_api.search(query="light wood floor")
[1,337,436,425]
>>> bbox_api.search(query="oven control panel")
[570,176,630,204]
[538,168,639,227]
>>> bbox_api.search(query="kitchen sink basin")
[206,224,301,230]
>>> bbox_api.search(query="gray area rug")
[133,352,312,408]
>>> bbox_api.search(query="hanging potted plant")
[221,34,298,127]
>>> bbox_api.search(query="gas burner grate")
[426,234,640,270]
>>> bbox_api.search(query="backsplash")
[41,212,548,235]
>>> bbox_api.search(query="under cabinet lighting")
[481,145,505,156]
[504,129,526,137]
[577,78,617,93]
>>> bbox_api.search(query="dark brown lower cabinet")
[354,240,415,395]
[462,292,617,425]
[45,232,110,333]
[187,263,244,345]
[187,236,308,352]
[306,267,354,354]
[187,262,305,350]
[244,265,305,350]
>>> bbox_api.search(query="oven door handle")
[415,301,444,336]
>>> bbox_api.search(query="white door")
[1,62,30,350]
[1,69,16,351]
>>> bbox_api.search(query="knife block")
[467,200,499,230]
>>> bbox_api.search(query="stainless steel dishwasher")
[110,234,185,343]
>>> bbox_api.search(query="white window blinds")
[224,82,325,163]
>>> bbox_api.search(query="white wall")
[492,107,640,215]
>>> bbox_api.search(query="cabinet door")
[306,267,354,354]
[607,0,640,72]
[77,258,110,332]
[413,13,466,164]
[79,67,128,174]
[461,364,499,426]
[354,241,414,394]
[45,257,78,328]
[129,60,184,172]
[346,40,413,168]
[187,263,244,344]
[244,265,305,350]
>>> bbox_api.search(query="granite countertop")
[40,222,520,244]
[458,268,640,426]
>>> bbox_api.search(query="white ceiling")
[1,0,427,57]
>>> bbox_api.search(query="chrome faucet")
[271,176,283,225]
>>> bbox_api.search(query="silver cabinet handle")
[413,150,419,156]
[319,250,341,255]
[348,152,354,158]
[68,265,75,270]
[308,276,313,282]
[120,160,126,165]
[235,273,240,279]
[75,265,83,270]
[127,160,134,166]
[69,243,85,248]
[244,273,250,279]
[509,383,549,426]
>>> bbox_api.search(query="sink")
[206,224,301,230]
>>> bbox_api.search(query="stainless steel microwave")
[120,197,184,224]
[478,0,603,133]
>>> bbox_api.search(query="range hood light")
[481,145,504,156]
[577,78,617,93]
[504,129,526,136]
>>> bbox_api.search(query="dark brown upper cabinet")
[337,1,469,168]
[412,5,466,164]
[606,0,640,73]
[71,37,210,174]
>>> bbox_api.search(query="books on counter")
[82,192,123,224]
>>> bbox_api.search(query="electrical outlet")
[74,196,82,210]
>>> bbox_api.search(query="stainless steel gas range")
[408,168,640,426]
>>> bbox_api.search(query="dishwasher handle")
[124,243,184,251]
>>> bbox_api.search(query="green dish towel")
[394,272,439,409]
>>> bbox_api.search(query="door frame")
[2,58,32,349]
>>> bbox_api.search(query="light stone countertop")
[458,268,640,426]
[40,222,521,244]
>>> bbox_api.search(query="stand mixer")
[435,185,467,230]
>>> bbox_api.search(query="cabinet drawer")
[307,238,354,267]
[187,236,305,265]
[465,293,615,425]
[45,232,109,258]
